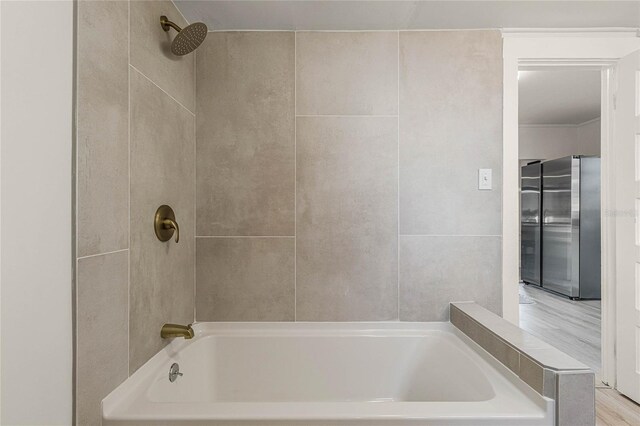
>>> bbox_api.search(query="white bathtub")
[103,322,554,425]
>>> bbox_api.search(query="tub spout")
[161,323,194,339]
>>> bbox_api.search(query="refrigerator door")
[521,163,541,285]
[579,157,601,299]
[542,157,581,298]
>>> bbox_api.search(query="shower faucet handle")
[154,205,179,243]
[163,218,179,243]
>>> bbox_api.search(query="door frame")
[502,29,640,387]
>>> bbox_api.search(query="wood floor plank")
[595,389,640,426]
[519,283,601,372]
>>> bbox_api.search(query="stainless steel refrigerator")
[541,156,601,299]
[521,162,542,286]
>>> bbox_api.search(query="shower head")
[160,15,208,56]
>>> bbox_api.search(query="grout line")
[127,0,131,377]
[294,31,298,322]
[76,248,129,261]
[399,234,503,237]
[129,64,195,116]
[73,6,79,299]
[196,235,295,238]
[193,46,197,324]
[296,114,398,118]
[207,29,296,33]
[72,2,79,417]
[170,0,190,25]
[206,29,503,33]
[396,30,400,321]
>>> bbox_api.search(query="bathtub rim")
[102,321,554,423]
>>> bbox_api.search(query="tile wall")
[195,30,503,322]
[76,14,503,423]
[75,1,195,424]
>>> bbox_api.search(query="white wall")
[576,117,601,152]
[1,1,74,424]
[519,118,600,161]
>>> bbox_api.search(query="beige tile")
[473,325,520,374]
[196,32,295,236]
[399,31,502,235]
[76,250,129,426]
[543,369,557,399]
[453,311,482,343]
[399,236,502,321]
[454,302,550,351]
[462,315,484,345]
[449,304,468,332]
[451,302,505,327]
[196,237,295,321]
[296,31,398,115]
[451,305,521,376]
[450,305,483,343]
[129,68,195,374]
[296,117,398,321]
[519,354,544,394]
[451,306,520,372]
[77,0,129,257]
[130,0,195,112]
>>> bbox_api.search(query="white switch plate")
[478,168,492,190]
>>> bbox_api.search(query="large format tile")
[129,68,195,374]
[77,0,129,257]
[130,0,195,112]
[196,32,295,236]
[196,237,295,321]
[296,117,398,321]
[399,31,502,235]
[399,236,501,321]
[76,250,128,426]
[296,31,398,115]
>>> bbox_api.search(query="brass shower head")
[160,15,208,56]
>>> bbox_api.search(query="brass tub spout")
[161,323,194,339]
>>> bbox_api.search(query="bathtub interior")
[103,323,553,425]
[147,331,496,403]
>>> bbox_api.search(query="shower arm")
[160,16,182,33]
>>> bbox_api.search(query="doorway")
[517,68,603,374]
[502,31,640,418]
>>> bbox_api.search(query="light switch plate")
[478,169,492,190]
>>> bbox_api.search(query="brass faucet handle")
[161,323,194,339]
[154,205,180,243]
[162,218,179,243]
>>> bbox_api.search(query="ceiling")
[518,70,600,125]
[174,1,640,31]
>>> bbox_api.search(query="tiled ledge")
[450,302,595,426]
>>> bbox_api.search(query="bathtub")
[102,322,554,425]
